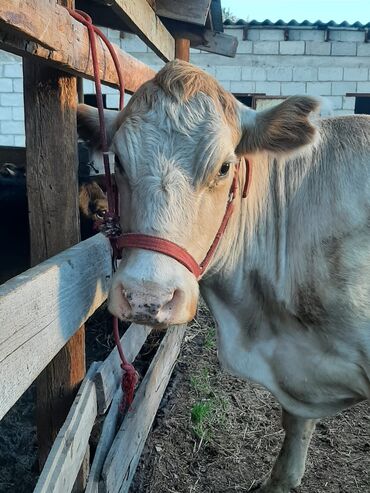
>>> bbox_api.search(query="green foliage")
[189,368,229,444]
[204,327,216,350]
[222,7,237,22]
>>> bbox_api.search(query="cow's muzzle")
[108,281,197,327]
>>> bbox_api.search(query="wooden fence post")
[175,38,190,62]
[23,0,86,471]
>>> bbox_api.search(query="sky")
[221,0,370,24]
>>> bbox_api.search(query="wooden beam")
[156,0,211,26]
[85,388,122,493]
[94,324,151,414]
[175,38,190,62]
[0,0,155,92]
[192,30,238,57]
[0,233,112,421]
[162,19,238,57]
[101,325,186,493]
[80,0,175,62]
[34,362,101,493]
[22,0,87,464]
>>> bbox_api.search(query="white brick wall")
[1,24,370,145]
[253,41,279,55]
[318,67,343,81]
[279,41,305,55]
[305,41,331,56]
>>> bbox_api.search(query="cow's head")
[78,60,318,327]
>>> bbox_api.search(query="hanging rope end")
[119,362,139,412]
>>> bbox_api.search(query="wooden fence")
[0,0,235,489]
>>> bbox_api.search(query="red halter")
[113,159,251,279]
[69,7,251,411]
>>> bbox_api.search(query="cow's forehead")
[112,92,236,179]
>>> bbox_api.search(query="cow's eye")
[218,162,230,177]
[95,209,106,220]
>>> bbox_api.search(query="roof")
[223,19,370,29]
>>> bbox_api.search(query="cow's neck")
[200,149,318,330]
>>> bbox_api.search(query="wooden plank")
[161,19,238,57]
[0,233,112,422]
[193,30,238,57]
[0,0,155,92]
[101,325,186,493]
[22,0,87,465]
[34,362,101,493]
[175,38,190,62]
[156,0,211,26]
[85,388,123,493]
[91,0,175,62]
[95,323,152,414]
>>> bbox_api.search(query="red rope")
[68,7,252,406]
[68,8,137,412]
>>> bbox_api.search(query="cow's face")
[110,91,239,327]
[78,61,318,327]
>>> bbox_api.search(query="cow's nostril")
[120,288,133,313]
[157,289,184,321]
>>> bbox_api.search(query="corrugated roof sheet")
[223,19,370,28]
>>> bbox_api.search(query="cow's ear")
[236,96,319,155]
[77,104,119,148]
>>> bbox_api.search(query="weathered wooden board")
[85,388,123,493]
[0,234,112,421]
[95,323,152,414]
[101,325,186,493]
[93,0,175,62]
[0,0,155,91]
[193,29,238,57]
[34,362,101,493]
[162,19,238,57]
[23,2,87,463]
[156,0,211,26]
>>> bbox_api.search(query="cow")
[77,60,370,493]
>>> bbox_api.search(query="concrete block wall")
[1,25,370,145]
[0,52,25,147]
[191,26,370,116]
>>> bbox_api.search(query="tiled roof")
[223,19,370,28]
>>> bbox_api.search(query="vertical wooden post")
[23,0,86,471]
[175,38,190,62]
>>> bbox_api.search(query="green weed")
[204,327,216,350]
[189,368,229,444]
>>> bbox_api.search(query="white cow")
[78,60,370,492]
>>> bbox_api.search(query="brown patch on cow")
[296,285,327,327]
[247,270,288,335]
[79,181,107,221]
[323,236,343,282]
[154,60,237,123]
[237,96,319,155]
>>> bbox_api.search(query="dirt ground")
[1,302,369,493]
[131,302,370,493]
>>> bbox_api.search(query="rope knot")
[119,362,139,412]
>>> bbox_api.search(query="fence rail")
[0,0,191,489]
[0,0,158,91]
[0,234,112,420]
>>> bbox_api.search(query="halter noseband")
[112,159,251,279]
